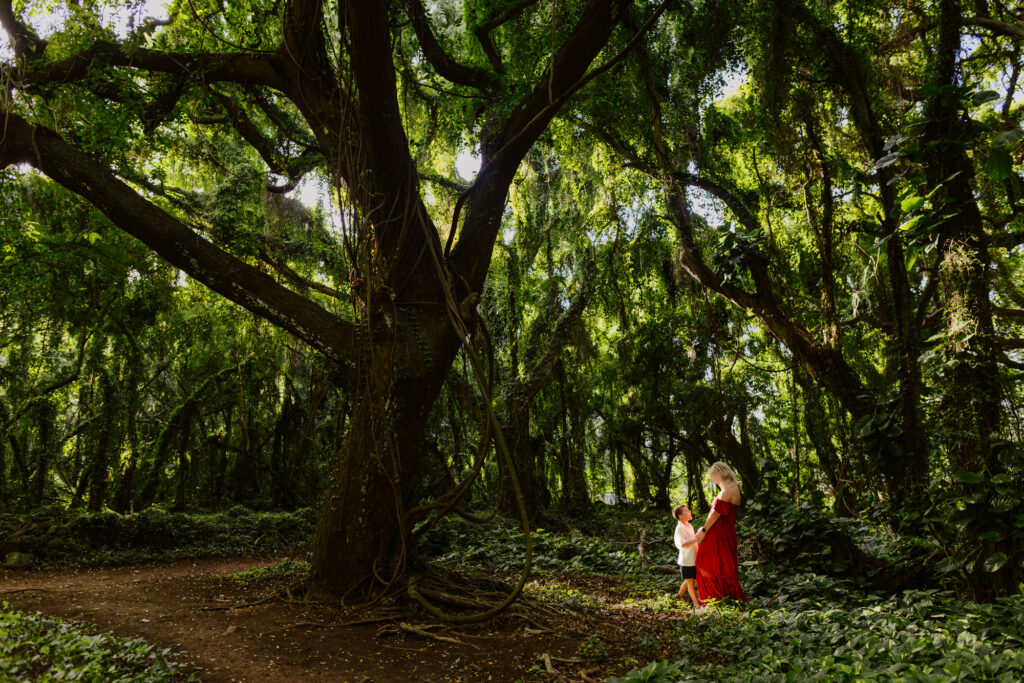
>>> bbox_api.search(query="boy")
[672,504,699,608]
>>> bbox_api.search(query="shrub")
[0,603,192,682]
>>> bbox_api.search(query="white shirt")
[674,520,696,566]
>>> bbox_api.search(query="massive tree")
[0,0,658,597]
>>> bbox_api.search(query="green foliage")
[0,507,314,567]
[664,588,1024,681]
[420,510,674,576]
[0,603,191,682]
[741,492,898,579]
[911,447,1024,584]
[577,634,609,661]
[606,659,681,683]
[230,558,309,586]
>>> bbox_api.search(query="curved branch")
[406,0,496,91]
[472,0,542,74]
[451,0,628,288]
[213,88,322,184]
[0,0,45,59]
[673,172,762,236]
[665,187,875,420]
[964,16,1024,40]
[0,114,356,364]
[17,42,287,91]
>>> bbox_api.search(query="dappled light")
[1,0,1023,680]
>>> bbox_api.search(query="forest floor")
[0,556,688,682]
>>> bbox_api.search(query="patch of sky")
[293,174,351,236]
[6,0,169,45]
[715,67,747,102]
[455,149,481,182]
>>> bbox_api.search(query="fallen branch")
[382,622,481,649]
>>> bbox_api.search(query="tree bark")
[308,325,458,598]
[925,0,1003,477]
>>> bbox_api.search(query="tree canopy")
[1,0,1022,605]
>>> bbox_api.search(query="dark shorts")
[679,565,696,580]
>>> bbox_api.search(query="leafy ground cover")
[605,579,1024,682]
[0,602,191,682]
[3,503,1024,680]
[425,501,1024,682]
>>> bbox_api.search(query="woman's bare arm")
[701,509,721,531]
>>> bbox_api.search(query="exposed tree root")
[377,621,481,649]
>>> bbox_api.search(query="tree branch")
[213,88,322,185]
[964,16,1024,40]
[1000,353,1024,371]
[452,0,625,289]
[0,0,45,59]
[0,114,357,364]
[16,42,287,91]
[406,0,496,91]
[259,249,345,300]
[993,307,1024,319]
[473,0,542,74]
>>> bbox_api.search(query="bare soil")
[1,557,687,682]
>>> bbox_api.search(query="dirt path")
[1,558,676,681]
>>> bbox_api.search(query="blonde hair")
[708,461,738,486]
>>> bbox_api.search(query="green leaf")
[992,129,1023,147]
[951,471,985,484]
[983,552,1009,573]
[986,149,1013,182]
[900,196,925,213]
[978,530,1005,542]
[899,215,924,232]
[971,90,1001,106]
[905,247,919,272]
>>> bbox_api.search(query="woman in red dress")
[694,461,749,604]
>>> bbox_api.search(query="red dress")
[695,498,749,604]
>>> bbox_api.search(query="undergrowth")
[610,585,1024,682]
[0,506,314,567]
[0,603,192,682]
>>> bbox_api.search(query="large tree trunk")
[555,361,590,515]
[925,0,1002,476]
[308,314,459,598]
[922,0,1011,600]
[795,369,857,515]
[501,398,542,520]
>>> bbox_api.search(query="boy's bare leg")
[677,582,686,599]
[684,578,699,608]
